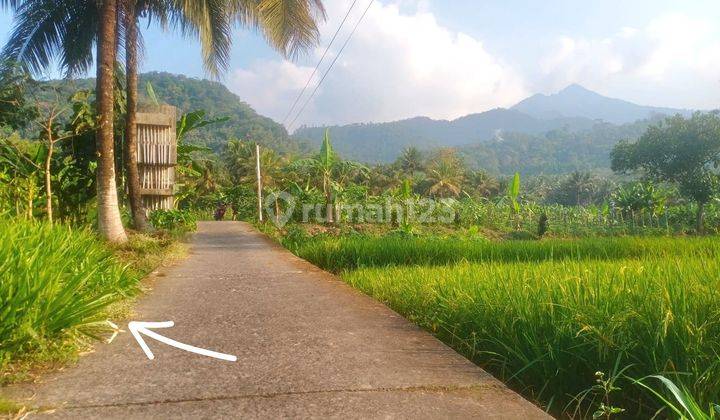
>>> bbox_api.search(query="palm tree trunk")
[123,0,147,231]
[96,0,128,243]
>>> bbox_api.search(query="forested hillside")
[28,72,306,154]
[140,73,307,153]
[293,109,597,163]
[456,118,660,175]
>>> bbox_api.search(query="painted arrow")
[128,321,237,362]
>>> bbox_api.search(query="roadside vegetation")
[0,220,186,385]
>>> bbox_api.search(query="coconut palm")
[223,138,255,183]
[396,146,424,175]
[465,169,500,198]
[2,0,326,240]
[424,148,465,198]
[0,0,220,241]
[566,171,595,206]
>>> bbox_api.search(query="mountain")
[29,72,306,154]
[512,84,690,124]
[294,109,596,163]
[293,85,693,170]
[139,72,308,153]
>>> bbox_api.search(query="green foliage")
[508,171,521,213]
[0,219,139,367]
[612,112,720,232]
[635,375,720,419]
[537,212,548,238]
[176,109,230,142]
[140,72,304,153]
[148,209,197,233]
[0,62,38,129]
[423,148,465,198]
[296,114,659,174]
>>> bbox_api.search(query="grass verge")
[0,220,187,386]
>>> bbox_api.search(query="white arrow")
[128,321,237,362]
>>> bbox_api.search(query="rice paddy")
[290,234,720,417]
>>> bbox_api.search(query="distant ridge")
[293,84,694,164]
[511,84,691,125]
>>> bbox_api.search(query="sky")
[1,0,719,130]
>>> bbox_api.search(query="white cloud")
[540,13,720,109]
[227,0,527,129]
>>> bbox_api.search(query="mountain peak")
[511,84,687,124]
[559,83,594,95]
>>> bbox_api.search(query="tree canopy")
[611,112,720,232]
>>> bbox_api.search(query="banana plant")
[507,172,521,229]
[508,171,521,213]
[290,129,367,224]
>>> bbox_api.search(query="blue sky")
[1,0,719,129]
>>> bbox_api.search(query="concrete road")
[7,222,549,419]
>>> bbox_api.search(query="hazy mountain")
[294,85,693,166]
[294,109,596,163]
[512,84,691,124]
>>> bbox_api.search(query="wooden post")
[256,143,263,222]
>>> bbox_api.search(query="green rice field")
[290,234,720,417]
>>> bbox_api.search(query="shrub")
[149,209,197,233]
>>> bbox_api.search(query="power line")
[287,0,374,132]
[281,0,359,125]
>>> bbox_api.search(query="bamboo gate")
[136,105,177,213]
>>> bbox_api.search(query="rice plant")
[293,235,720,272]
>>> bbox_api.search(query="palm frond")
[169,0,232,76]
[0,0,99,77]
[249,0,326,58]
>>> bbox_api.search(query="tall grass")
[293,235,720,272]
[342,256,720,416]
[0,220,139,366]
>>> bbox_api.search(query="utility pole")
[255,143,263,222]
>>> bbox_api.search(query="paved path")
[7,222,548,419]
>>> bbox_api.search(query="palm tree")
[397,146,423,175]
[424,148,465,198]
[223,138,255,183]
[466,170,500,198]
[2,0,326,240]
[95,0,128,241]
[125,0,326,230]
[123,0,146,230]
[566,171,595,206]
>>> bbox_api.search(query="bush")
[149,209,197,233]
